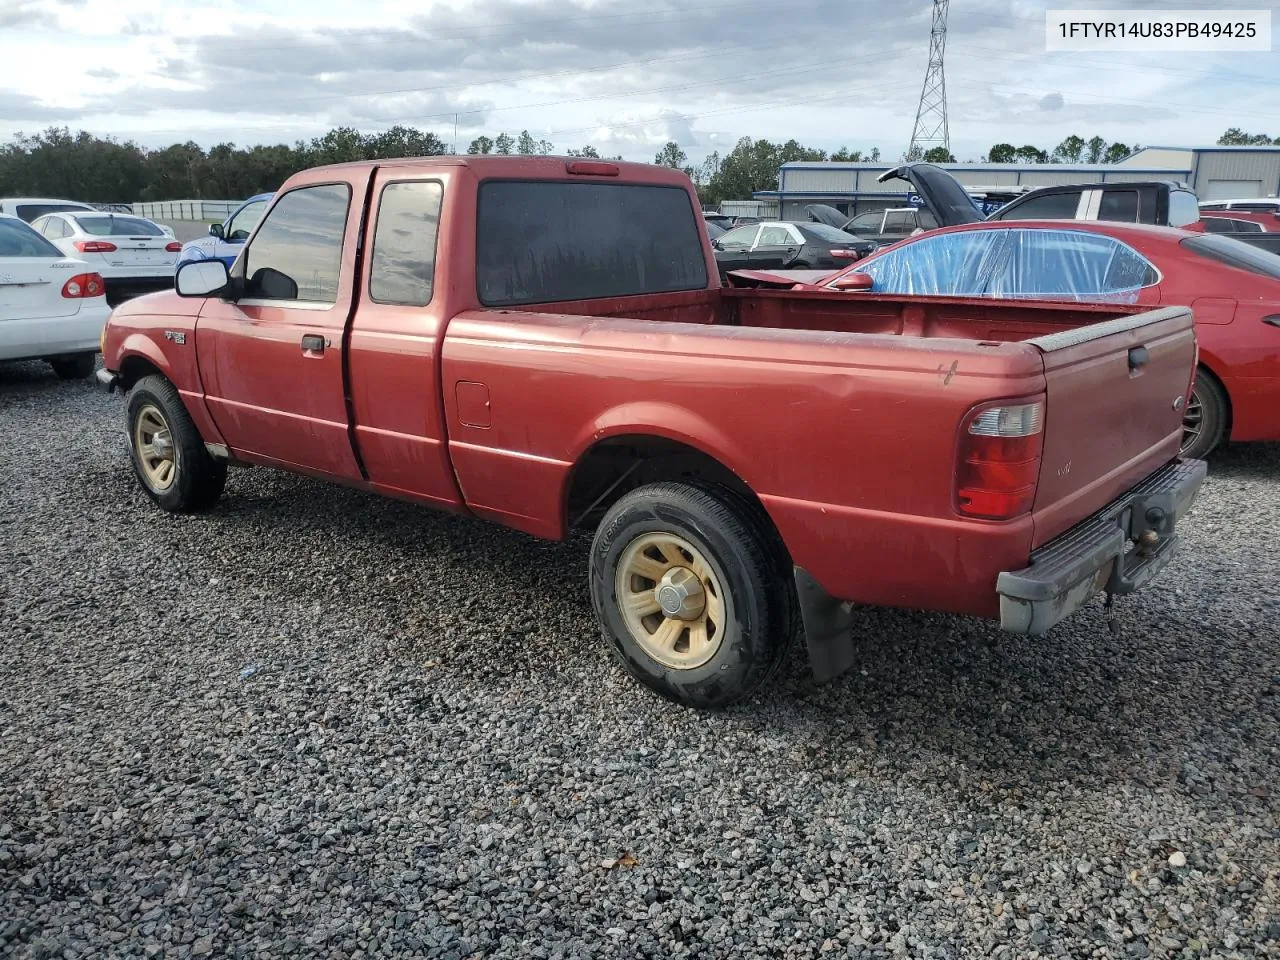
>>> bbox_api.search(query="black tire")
[1181,370,1228,460]
[49,354,95,380]
[126,375,227,513]
[589,481,796,709]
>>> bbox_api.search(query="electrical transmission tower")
[908,0,950,161]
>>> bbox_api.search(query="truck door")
[195,176,366,479]
[344,166,466,509]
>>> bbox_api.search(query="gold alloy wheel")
[614,532,727,670]
[134,403,177,492]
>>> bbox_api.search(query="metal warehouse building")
[753,145,1280,221]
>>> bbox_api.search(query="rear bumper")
[997,458,1207,635]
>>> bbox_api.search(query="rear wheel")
[589,481,796,709]
[126,375,226,512]
[1181,371,1228,460]
[49,354,95,380]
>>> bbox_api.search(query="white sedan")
[0,215,110,380]
[30,211,180,300]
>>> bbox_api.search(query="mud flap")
[794,567,856,683]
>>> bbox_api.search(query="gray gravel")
[2,359,1278,959]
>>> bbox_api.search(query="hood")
[725,268,840,289]
[109,288,198,317]
[804,204,850,229]
[875,162,984,228]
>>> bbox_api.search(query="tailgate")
[1029,306,1195,549]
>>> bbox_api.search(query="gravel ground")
[2,360,1277,960]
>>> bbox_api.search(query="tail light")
[956,398,1045,520]
[165,241,182,252]
[74,240,117,253]
[829,249,860,259]
[61,273,105,299]
[565,160,620,177]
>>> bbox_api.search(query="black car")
[711,221,875,278]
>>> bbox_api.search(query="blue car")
[176,193,273,268]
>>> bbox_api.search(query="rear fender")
[571,401,752,485]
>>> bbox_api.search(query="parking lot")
[1,360,1277,958]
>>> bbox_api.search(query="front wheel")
[589,482,796,709]
[126,375,227,512]
[49,354,95,380]
[1181,373,1228,460]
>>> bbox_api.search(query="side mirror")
[208,222,225,239]
[175,259,230,298]
[711,239,723,251]
[249,266,298,301]
[830,272,874,291]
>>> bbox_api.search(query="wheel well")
[566,436,773,537]
[1196,362,1232,436]
[117,355,164,390]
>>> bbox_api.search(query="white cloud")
[0,0,1274,161]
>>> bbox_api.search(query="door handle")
[301,334,326,354]
[1127,345,1149,371]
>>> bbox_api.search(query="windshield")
[0,218,65,257]
[802,223,859,242]
[73,215,164,237]
[1181,234,1280,279]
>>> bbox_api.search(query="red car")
[1199,199,1280,234]
[737,218,1280,460]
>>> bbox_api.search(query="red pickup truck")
[97,156,1206,708]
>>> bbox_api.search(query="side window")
[227,199,268,242]
[847,212,883,233]
[242,184,350,304]
[1200,217,1238,234]
[717,225,758,247]
[1097,190,1140,223]
[757,226,792,246]
[842,230,1009,296]
[993,192,1080,221]
[883,211,916,233]
[989,229,1157,301]
[1166,190,1201,228]
[916,209,938,229]
[369,180,443,306]
[1233,219,1264,233]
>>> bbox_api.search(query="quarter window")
[242,184,350,303]
[369,181,444,306]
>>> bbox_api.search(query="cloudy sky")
[1,0,1277,162]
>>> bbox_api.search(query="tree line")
[0,125,1270,208]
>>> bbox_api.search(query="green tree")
[1085,135,1108,164]
[1014,145,1049,164]
[1052,134,1086,163]
[494,132,515,155]
[653,141,688,168]
[1102,142,1132,163]
[516,130,538,155]
[567,145,600,158]
[986,143,1017,163]
[922,147,955,163]
[1218,127,1274,145]
[467,135,494,155]
[830,147,863,161]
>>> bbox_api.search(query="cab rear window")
[1181,234,1280,279]
[476,181,707,306]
